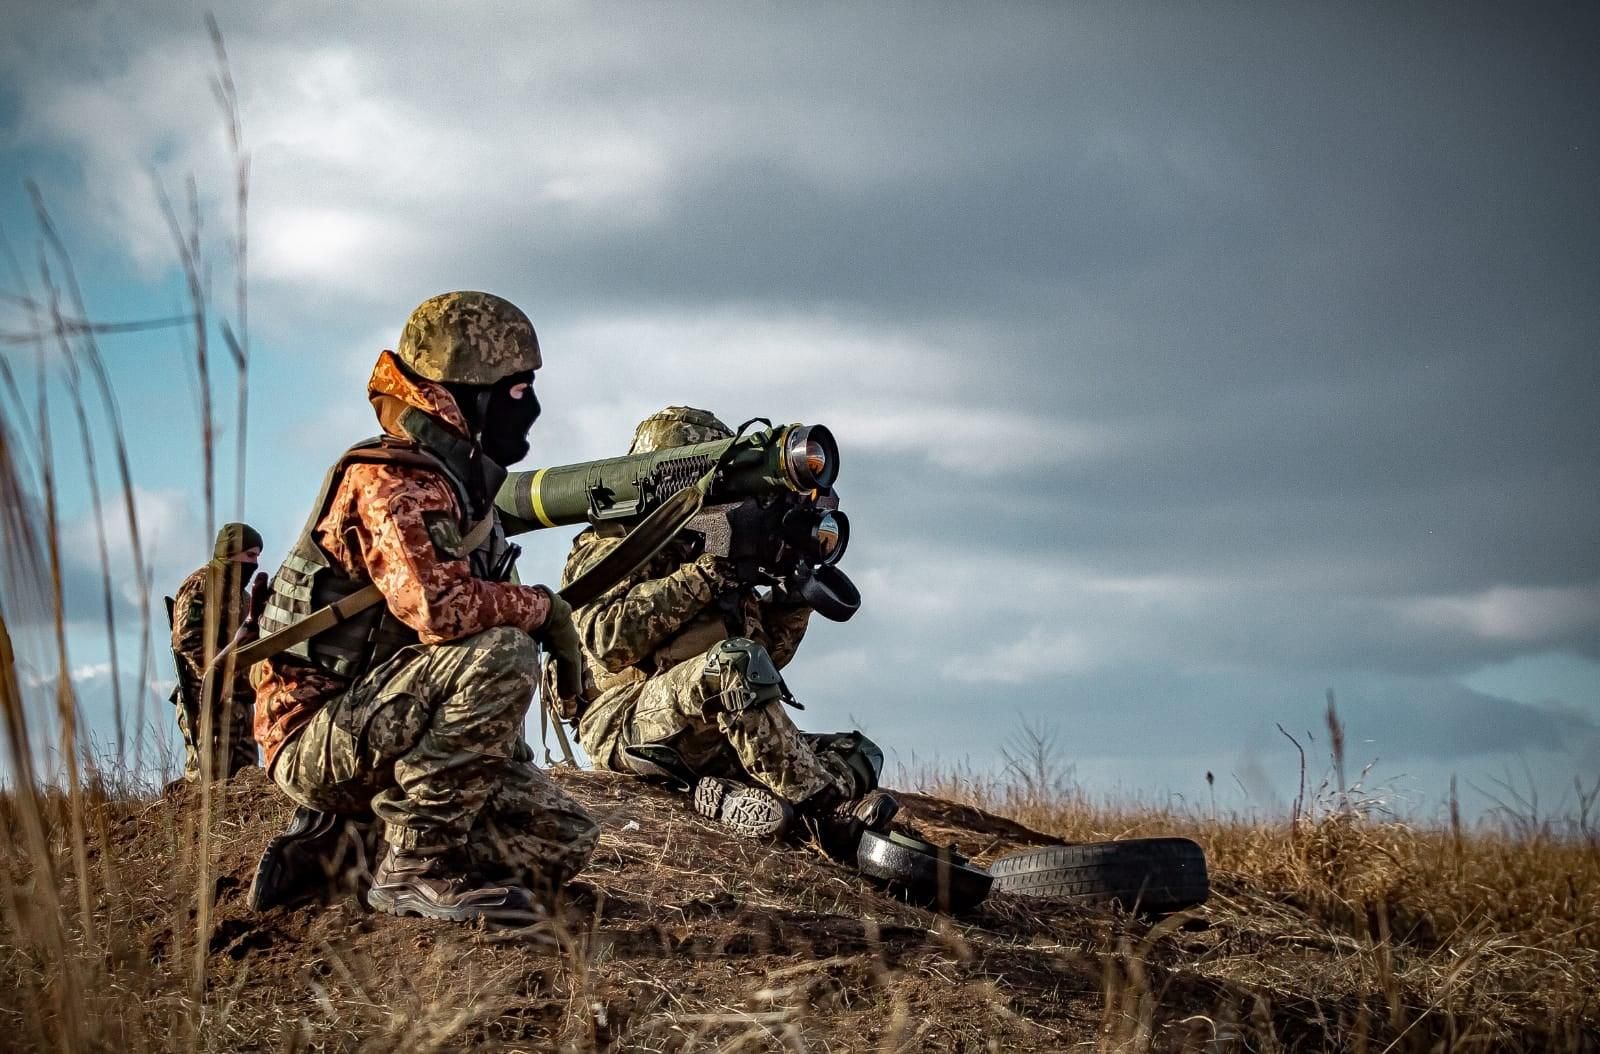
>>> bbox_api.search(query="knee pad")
[703,637,784,712]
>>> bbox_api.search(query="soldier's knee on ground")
[702,637,785,712]
[472,801,599,894]
[470,624,539,676]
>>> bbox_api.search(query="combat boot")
[691,776,795,839]
[249,806,347,911]
[803,788,901,861]
[366,845,541,926]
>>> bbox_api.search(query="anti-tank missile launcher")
[496,422,858,620]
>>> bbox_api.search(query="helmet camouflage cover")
[628,406,733,454]
[396,291,541,385]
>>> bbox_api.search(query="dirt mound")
[20,768,1584,1052]
[130,769,1119,1051]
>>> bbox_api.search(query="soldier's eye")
[508,383,530,400]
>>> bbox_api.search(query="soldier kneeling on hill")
[554,406,897,859]
[246,291,598,925]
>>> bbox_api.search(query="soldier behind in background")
[247,291,597,926]
[168,522,263,780]
[560,406,897,859]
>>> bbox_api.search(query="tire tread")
[988,837,1209,912]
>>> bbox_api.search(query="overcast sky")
[2,2,1595,818]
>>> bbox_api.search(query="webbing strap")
[556,485,705,608]
[555,420,760,609]
[454,508,497,557]
[539,690,578,767]
[235,583,384,668]
[239,508,496,669]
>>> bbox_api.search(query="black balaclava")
[447,369,540,468]
[211,522,262,577]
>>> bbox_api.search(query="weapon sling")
[554,419,762,608]
[234,510,497,669]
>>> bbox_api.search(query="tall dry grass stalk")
[0,20,255,1051]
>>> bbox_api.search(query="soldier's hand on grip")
[533,588,584,700]
[692,552,739,591]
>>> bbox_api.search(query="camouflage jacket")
[254,351,552,765]
[171,563,253,709]
[562,526,812,751]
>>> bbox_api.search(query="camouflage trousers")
[271,626,598,892]
[583,642,854,805]
[176,683,258,780]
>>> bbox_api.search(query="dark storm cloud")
[222,2,1595,626]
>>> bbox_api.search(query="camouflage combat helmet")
[396,291,541,385]
[210,522,263,565]
[629,406,733,454]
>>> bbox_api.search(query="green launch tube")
[496,422,839,533]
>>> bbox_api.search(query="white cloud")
[1399,584,1600,645]
[22,660,113,689]
[547,309,1110,473]
[63,485,207,608]
[942,624,1099,684]
[254,206,412,293]
[20,37,224,271]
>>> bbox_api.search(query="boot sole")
[693,779,791,839]
[366,886,541,928]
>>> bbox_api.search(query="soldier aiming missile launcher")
[496,421,860,621]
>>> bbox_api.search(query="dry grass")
[918,722,1600,1051]
[3,757,1598,1052]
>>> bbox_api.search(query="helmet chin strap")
[439,381,494,446]
[471,388,494,448]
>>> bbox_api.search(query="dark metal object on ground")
[856,830,993,913]
[988,837,1209,914]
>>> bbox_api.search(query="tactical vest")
[258,436,513,679]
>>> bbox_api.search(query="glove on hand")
[534,588,583,700]
[691,552,739,593]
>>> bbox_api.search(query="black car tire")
[856,830,993,913]
[988,838,1209,913]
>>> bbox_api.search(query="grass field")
[0,731,1596,1051]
